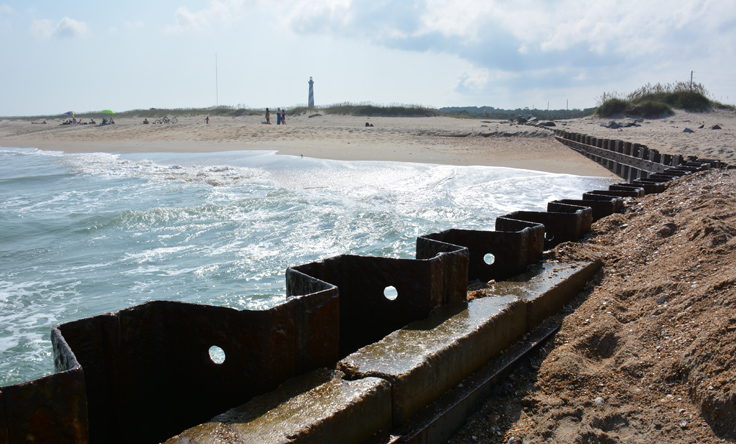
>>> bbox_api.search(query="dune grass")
[597,82,721,118]
[4,103,441,120]
[439,106,596,120]
[5,89,730,121]
[290,103,440,117]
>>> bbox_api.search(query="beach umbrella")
[101,110,114,114]
[64,111,74,117]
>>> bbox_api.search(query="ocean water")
[0,147,615,386]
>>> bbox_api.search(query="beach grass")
[291,103,440,117]
[3,103,441,120]
[597,81,721,118]
[5,91,731,122]
[440,106,596,120]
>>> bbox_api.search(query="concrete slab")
[339,296,527,426]
[390,321,559,444]
[489,261,600,327]
[165,369,391,444]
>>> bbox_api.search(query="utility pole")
[690,70,694,90]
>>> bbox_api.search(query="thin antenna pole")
[690,70,693,90]
[215,52,219,106]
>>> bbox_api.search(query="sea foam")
[0,147,615,385]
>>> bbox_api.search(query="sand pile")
[451,169,736,443]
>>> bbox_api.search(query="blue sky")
[1,0,735,116]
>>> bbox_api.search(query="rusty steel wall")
[290,247,469,357]
[57,293,340,443]
[0,140,726,443]
[417,220,544,283]
[501,203,593,249]
[553,130,725,180]
[0,328,88,444]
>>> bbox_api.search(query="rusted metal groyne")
[0,137,727,444]
[553,129,728,181]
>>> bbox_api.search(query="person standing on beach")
[265,108,271,124]
[205,115,209,125]
[281,109,286,126]
[276,108,282,125]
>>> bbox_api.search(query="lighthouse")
[308,76,315,108]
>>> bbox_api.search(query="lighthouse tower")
[308,76,315,108]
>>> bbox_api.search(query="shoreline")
[5,108,733,176]
[0,140,616,177]
[0,114,617,177]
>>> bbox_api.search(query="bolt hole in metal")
[483,253,495,265]
[208,345,226,365]
[384,285,398,301]
[544,233,555,242]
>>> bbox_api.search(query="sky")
[1,0,735,116]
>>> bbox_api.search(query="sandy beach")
[557,108,736,164]
[3,110,734,178]
[0,114,616,176]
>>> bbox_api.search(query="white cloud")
[284,0,735,59]
[55,17,88,38]
[31,16,88,39]
[285,0,351,34]
[166,0,251,33]
[283,0,736,101]
[0,4,13,15]
[456,68,492,91]
[456,67,545,97]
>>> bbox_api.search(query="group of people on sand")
[276,108,286,125]
[61,118,97,126]
[264,108,287,125]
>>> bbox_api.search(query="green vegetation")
[4,103,440,120]
[2,106,262,121]
[597,82,723,118]
[439,106,596,120]
[6,90,729,121]
[292,103,440,117]
[595,98,628,117]
[105,106,263,119]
